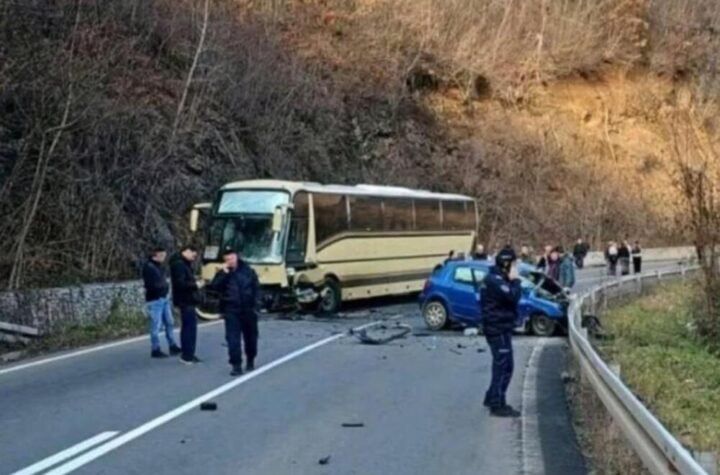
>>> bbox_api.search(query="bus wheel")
[423,300,448,331]
[318,279,342,314]
[530,314,556,337]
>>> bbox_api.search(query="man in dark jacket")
[171,245,202,364]
[142,247,181,358]
[210,249,261,376]
[480,248,523,417]
[573,238,589,269]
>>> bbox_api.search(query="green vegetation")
[599,281,720,453]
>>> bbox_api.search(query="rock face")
[0,281,146,333]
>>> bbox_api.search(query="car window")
[453,266,486,284]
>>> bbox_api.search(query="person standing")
[519,245,536,265]
[605,241,619,276]
[573,238,588,269]
[618,240,631,276]
[632,241,643,274]
[211,249,261,376]
[473,244,488,261]
[536,245,553,271]
[171,245,202,364]
[546,248,562,281]
[559,247,576,289]
[142,247,181,358]
[480,249,522,418]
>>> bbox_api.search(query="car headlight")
[286,268,296,277]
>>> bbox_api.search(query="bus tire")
[318,278,342,314]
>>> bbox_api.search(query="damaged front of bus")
[189,181,318,319]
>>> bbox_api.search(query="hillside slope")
[1,0,719,287]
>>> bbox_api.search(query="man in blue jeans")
[171,245,202,364]
[480,248,523,417]
[142,247,181,358]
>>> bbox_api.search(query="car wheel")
[530,314,557,337]
[423,300,449,331]
[318,279,342,314]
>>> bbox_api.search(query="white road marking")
[521,337,548,475]
[42,320,386,475]
[0,322,223,377]
[10,431,119,475]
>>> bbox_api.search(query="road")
[0,262,683,475]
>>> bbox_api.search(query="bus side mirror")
[189,202,211,233]
[272,208,283,233]
[190,209,200,233]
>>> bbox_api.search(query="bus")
[189,180,478,317]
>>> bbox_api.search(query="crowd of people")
[142,244,260,376]
[443,236,644,289]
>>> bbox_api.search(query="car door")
[448,266,485,323]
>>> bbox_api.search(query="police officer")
[210,249,261,376]
[481,248,523,417]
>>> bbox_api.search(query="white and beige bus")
[190,180,478,316]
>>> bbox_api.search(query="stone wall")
[0,280,146,333]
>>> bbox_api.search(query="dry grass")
[566,355,646,475]
[2,0,720,287]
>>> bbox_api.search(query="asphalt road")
[0,261,684,475]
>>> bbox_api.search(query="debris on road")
[351,323,412,345]
[318,456,331,465]
[477,348,486,353]
[341,422,365,428]
[200,402,218,411]
[413,331,433,337]
[463,327,479,337]
[449,348,463,355]
[581,314,613,340]
[457,343,467,349]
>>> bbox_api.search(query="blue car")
[419,260,569,336]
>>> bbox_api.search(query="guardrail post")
[635,275,642,295]
[693,451,718,475]
[656,270,662,282]
[609,363,621,377]
[681,266,687,281]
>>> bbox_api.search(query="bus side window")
[287,192,309,263]
[442,200,466,230]
[383,198,413,231]
[348,196,383,232]
[314,193,348,244]
[414,199,442,231]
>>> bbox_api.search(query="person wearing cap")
[170,245,202,364]
[210,249,261,376]
[479,248,523,417]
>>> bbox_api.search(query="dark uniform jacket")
[480,266,522,336]
[170,255,200,307]
[210,261,260,315]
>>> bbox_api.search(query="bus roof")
[220,179,474,201]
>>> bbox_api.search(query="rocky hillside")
[1,0,719,287]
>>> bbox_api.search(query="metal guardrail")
[568,266,710,475]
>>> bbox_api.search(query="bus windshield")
[205,190,290,264]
